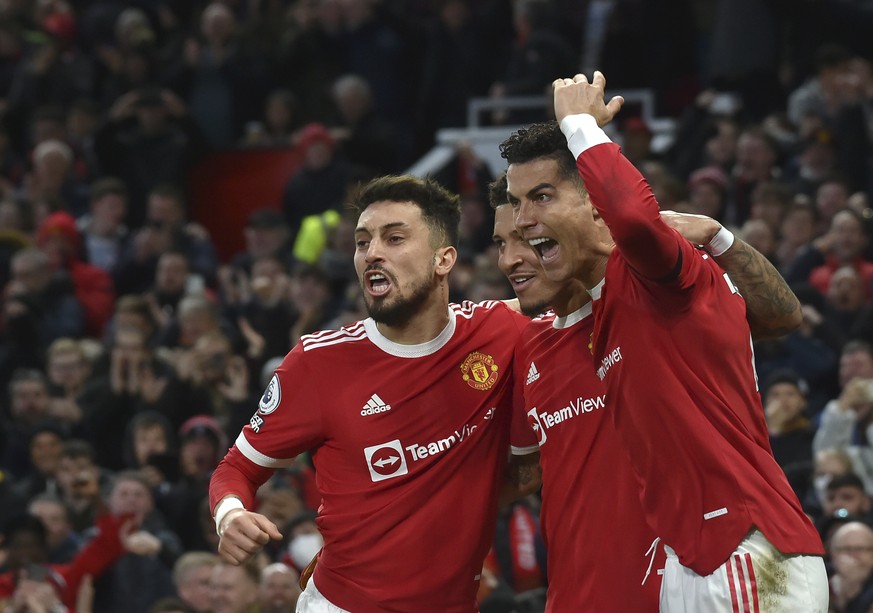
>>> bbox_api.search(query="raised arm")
[660,211,802,339]
[554,72,684,281]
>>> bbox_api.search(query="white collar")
[363,308,456,358]
[587,278,605,301]
[552,301,593,329]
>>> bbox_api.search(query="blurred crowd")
[0,0,872,612]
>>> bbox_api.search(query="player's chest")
[523,333,607,447]
[323,345,514,442]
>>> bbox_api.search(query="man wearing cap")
[180,416,227,480]
[763,368,815,499]
[282,123,351,240]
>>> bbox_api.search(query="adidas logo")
[361,393,392,416]
[526,362,540,385]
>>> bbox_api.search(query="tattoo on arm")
[716,239,802,339]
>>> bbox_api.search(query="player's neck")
[551,281,591,317]
[375,297,451,345]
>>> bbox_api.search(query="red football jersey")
[566,121,824,575]
[511,306,662,612]
[210,301,528,612]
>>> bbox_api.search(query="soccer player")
[491,174,809,611]
[499,71,826,611]
[208,175,532,612]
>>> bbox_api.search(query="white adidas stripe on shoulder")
[451,300,503,319]
[302,321,367,352]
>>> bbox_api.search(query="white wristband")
[708,226,735,257]
[214,497,245,536]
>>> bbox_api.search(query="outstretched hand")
[553,71,624,127]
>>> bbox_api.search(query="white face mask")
[813,474,832,504]
[288,532,323,569]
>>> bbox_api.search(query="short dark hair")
[487,173,508,210]
[828,472,866,493]
[90,177,129,204]
[499,121,583,187]
[763,368,809,397]
[815,43,851,72]
[10,369,48,390]
[2,514,47,544]
[61,439,96,462]
[148,183,186,211]
[350,175,461,248]
[843,340,873,360]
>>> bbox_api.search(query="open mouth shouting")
[528,236,559,264]
[364,267,394,298]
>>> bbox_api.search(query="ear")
[434,245,457,277]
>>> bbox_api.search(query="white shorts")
[296,579,351,613]
[659,530,828,613]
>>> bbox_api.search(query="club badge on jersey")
[460,352,499,390]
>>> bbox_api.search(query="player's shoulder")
[451,299,504,318]
[300,319,369,353]
[451,299,529,325]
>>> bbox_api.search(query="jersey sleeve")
[511,340,539,455]
[210,343,325,511]
[562,114,687,284]
[238,343,325,464]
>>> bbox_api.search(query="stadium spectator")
[45,338,93,431]
[54,440,107,533]
[829,521,873,612]
[92,471,181,613]
[822,473,873,527]
[209,558,262,613]
[37,210,116,338]
[727,126,782,226]
[1,370,56,479]
[4,247,85,350]
[813,341,873,486]
[28,493,84,564]
[10,423,66,502]
[172,551,219,613]
[20,138,90,218]
[76,177,129,274]
[776,199,818,273]
[684,165,728,221]
[764,369,816,498]
[329,73,402,178]
[281,122,351,241]
[258,562,301,613]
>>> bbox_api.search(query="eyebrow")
[354,221,408,235]
[525,182,555,200]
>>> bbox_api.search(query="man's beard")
[365,276,435,327]
[520,299,550,318]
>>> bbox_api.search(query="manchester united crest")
[460,352,499,390]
